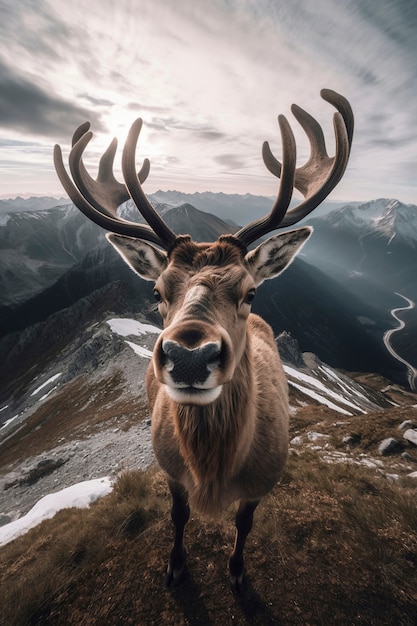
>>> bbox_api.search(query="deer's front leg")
[165,479,190,589]
[228,499,260,593]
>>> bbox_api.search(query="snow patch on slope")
[107,318,161,337]
[283,360,394,415]
[0,477,112,546]
[107,318,161,360]
[284,365,366,415]
[31,373,62,396]
[125,341,154,359]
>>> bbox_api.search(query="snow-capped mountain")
[307,198,417,298]
[321,198,417,246]
[373,199,417,245]
[0,194,416,389]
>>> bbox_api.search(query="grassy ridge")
[1,453,416,625]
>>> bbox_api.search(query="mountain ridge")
[0,194,416,389]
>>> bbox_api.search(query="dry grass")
[0,469,167,626]
[1,451,417,625]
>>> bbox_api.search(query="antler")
[235,89,354,247]
[54,89,353,251]
[53,120,177,249]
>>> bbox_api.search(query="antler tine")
[235,90,353,245]
[235,115,297,246]
[321,88,354,146]
[53,141,167,248]
[279,105,351,228]
[72,121,91,146]
[68,124,150,219]
[122,118,177,249]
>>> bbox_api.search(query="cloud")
[0,60,104,140]
[127,102,170,114]
[0,0,69,61]
[144,115,227,142]
[79,94,114,107]
[213,154,246,170]
[0,138,41,147]
[0,0,416,202]
[196,130,225,141]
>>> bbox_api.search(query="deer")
[54,89,353,592]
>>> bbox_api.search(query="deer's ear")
[107,233,167,281]
[244,227,312,286]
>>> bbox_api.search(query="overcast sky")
[0,0,416,204]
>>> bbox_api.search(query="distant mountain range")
[0,196,68,214]
[0,193,416,391]
[0,190,341,223]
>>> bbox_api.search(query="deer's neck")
[173,338,255,496]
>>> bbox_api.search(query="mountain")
[0,206,105,308]
[0,202,234,336]
[163,203,237,241]
[254,258,402,379]
[0,196,68,215]
[307,198,417,298]
[322,198,417,245]
[0,194,416,389]
[0,200,234,313]
[304,198,417,379]
[148,190,347,224]
[148,190,274,225]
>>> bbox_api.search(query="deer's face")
[108,229,312,406]
[151,242,256,405]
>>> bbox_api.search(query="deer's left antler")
[235,89,354,246]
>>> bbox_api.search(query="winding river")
[383,293,417,390]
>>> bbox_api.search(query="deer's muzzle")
[162,339,221,386]
[153,322,235,405]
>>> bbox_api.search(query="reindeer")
[54,89,353,592]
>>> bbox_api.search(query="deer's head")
[54,89,353,405]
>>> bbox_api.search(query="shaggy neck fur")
[172,334,255,515]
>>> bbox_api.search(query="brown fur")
[147,238,289,516]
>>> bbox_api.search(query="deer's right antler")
[54,120,177,249]
[234,89,354,246]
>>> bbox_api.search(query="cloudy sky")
[0,0,416,204]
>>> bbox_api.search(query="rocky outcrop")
[378,438,404,456]
[276,331,305,367]
[4,458,68,490]
[403,428,417,446]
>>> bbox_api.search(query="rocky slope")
[1,313,416,532]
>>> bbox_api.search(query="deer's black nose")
[162,339,221,386]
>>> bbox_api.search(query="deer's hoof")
[164,564,185,589]
[229,572,245,595]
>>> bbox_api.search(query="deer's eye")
[153,289,162,302]
[244,288,256,304]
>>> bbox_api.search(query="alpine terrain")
[0,193,417,624]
